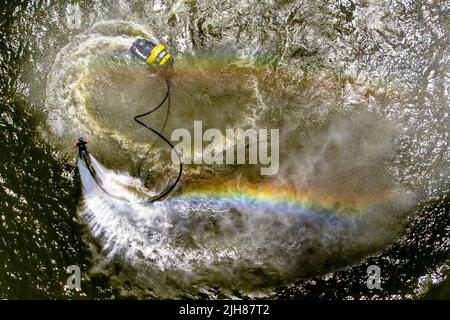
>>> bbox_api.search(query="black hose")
[133,75,182,203]
[82,74,182,203]
[82,153,115,198]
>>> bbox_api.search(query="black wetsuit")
[76,141,88,157]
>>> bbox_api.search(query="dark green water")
[0,0,449,299]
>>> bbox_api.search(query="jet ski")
[130,38,173,66]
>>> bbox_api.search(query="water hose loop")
[133,74,182,203]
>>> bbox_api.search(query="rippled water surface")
[0,0,449,299]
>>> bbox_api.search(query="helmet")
[78,137,83,142]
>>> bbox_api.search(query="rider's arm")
[86,139,90,144]
[71,139,77,148]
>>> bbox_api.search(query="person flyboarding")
[72,137,90,158]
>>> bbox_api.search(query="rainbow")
[176,180,368,216]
